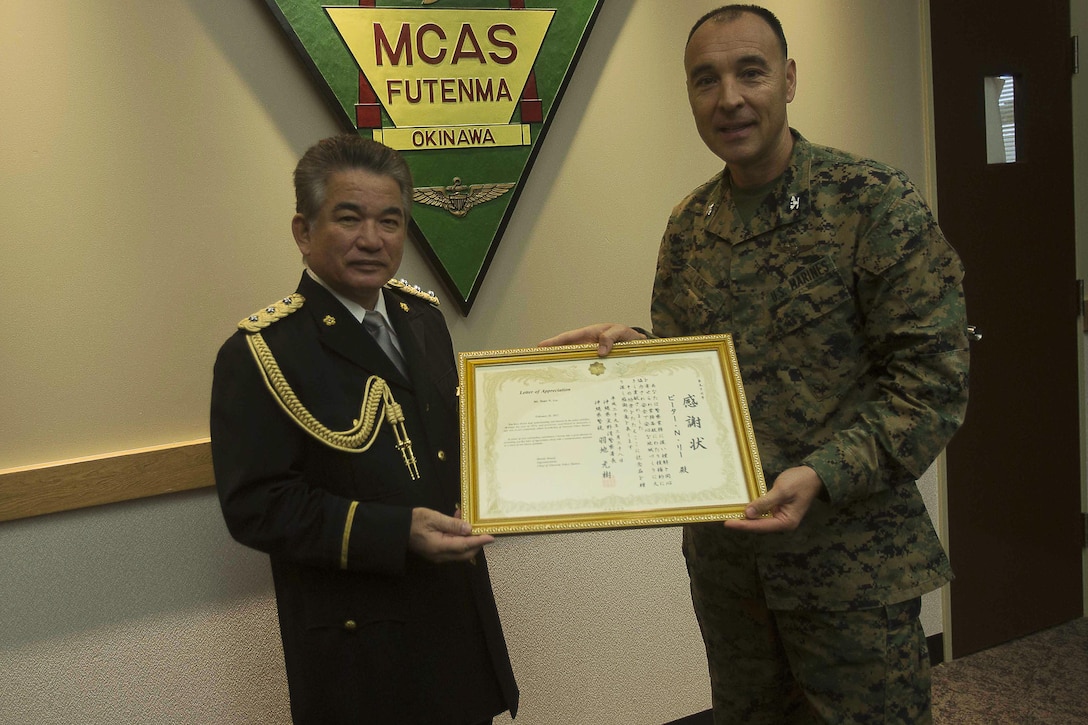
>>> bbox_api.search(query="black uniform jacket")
[211,272,518,724]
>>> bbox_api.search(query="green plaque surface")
[264,0,605,314]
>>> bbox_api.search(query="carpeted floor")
[932,617,1088,724]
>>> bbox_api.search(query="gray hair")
[293,134,413,224]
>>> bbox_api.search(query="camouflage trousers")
[689,570,932,724]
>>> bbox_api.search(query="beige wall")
[1,2,954,723]
[1073,0,1088,613]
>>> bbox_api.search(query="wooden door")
[930,0,1083,657]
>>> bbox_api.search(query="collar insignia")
[323,315,336,327]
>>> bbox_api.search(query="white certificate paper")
[458,335,766,534]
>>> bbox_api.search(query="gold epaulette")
[385,278,440,307]
[238,293,305,332]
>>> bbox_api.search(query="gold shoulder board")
[386,278,440,307]
[238,293,305,332]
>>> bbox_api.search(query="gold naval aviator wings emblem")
[413,177,515,218]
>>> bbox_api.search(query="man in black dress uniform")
[211,134,518,724]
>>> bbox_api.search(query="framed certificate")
[458,334,766,534]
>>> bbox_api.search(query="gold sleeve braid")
[340,501,359,570]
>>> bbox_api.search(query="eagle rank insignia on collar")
[238,293,305,332]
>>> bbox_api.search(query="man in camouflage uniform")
[543,5,968,723]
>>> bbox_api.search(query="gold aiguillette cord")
[247,332,420,480]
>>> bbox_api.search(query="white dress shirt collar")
[305,268,394,327]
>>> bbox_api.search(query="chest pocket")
[768,259,861,401]
[673,264,729,333]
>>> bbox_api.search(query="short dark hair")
[293,134,413,224]
[687,4,788,59]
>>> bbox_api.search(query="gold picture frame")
[458,334,766,534]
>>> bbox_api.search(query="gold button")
[437,450,447,461]
[343,620,357,631]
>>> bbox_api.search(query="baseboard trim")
[928,632,945,666]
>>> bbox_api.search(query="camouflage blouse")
[652,132,969,609]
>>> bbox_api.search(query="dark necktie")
[362,311,408,379]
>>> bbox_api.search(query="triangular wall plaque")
[263,0,605,315]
